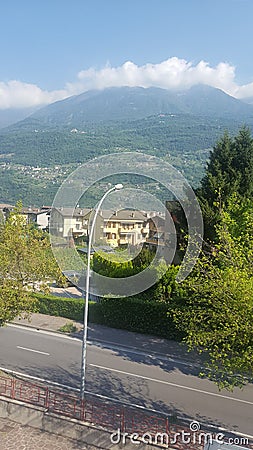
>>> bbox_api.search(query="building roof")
[148,215,165,226]
[0,203,15,210]
[53,207,91,217]
[101,209,148,221]
[54,207,148,221]
[22,207,51,216]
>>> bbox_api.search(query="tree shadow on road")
[9,359,244,434]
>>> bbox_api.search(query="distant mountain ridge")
[4,85,253,132]
[1,85,253,206]
[0,107,37,129]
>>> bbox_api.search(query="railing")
[0,374,252,449]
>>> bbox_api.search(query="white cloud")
[0,57,253,110]
[73,58,238,94]
[0,80,69,110]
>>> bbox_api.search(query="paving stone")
[0,417,85,450]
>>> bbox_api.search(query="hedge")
[96,297,183,340]
[34,293,184,340]
[34,292,102,323]
[34,292,84,321]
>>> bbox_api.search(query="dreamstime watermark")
[110,421,249,447]
[49,152,204,296]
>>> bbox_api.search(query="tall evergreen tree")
[198,126,253,240]
[233,126,253,197]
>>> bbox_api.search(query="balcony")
[119,227,135,234]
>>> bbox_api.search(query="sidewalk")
[0,417,88,450]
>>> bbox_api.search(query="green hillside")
[0,112,250,206]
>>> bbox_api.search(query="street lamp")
[80,183,123,399]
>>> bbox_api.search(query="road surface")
[0,324,252,437]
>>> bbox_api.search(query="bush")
[35,293,183,340]
[58,322,78,333]
[96,296,183,340]
[34,292,84,321]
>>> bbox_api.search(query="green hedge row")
[34,293,183,340]
[96,297,183,340]
[34,292,84,321]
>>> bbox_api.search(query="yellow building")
[101,210,149,247]
[50,207,149,248]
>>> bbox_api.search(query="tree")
[198,127,253,239]
[173,196,253,389]
[233,126,253,197]
[0,204,63,326]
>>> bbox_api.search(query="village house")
[21,206,51,230]
[49,207,92,239]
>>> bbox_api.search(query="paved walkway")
[0,417,95,450]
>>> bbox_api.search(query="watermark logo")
[49,152,203,296]
[110,421,249,447]
[189,420,201,432]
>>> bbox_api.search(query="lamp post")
[80,183,123,400]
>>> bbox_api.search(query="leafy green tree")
[139,263,185,303]
[173,196,253,389]
[93,247,184,303]
[0,204,63,326]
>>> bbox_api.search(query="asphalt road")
[0,325,252,437]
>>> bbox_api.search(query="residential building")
[101,209,149,247]
[21,206,51,230]
[49,207,91,238]
[145,207,183,264]
[50,207,150,247]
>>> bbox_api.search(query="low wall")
[0,396,164,449]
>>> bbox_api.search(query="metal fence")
[0,374,251,450]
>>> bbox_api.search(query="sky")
[1,0,253,110]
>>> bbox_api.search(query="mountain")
[1,85,253,206]
[0,107,36,129]
[5,85,253,132]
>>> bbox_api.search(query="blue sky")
[1,0,253,108]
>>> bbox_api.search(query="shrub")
[34,292,84,321]
[97,296,183,340]
[58,322,78,333]
[35,292,183,340]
